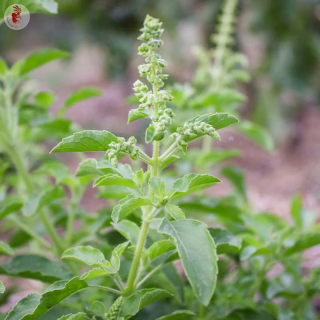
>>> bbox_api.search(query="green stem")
[159,137,180,162]
[4,143,33,193]
[125,64,161,296]
[136,263,164,288]
[66,201,76,247]
[125,220,150,295]
[90,285,122,295]
[39,209,65,255]
[113,274,125,291]
[8,216,52,249]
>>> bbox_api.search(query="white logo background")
[4,4,30,30]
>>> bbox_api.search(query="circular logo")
[4,4,30,30]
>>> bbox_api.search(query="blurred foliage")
[248,0,320,137]
[1,0,319,140]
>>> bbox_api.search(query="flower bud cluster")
[175,121,220,145]
[152,108,175,136]
[105,296,123,320]
[133,15,174,140]
[107,137,139,167]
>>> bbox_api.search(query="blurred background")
[1,0,320,217]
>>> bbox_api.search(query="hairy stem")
[125,220,150,295]
[125,65,161,295]
[159,137,181,162]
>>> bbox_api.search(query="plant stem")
[136,263,164,288]
[159,137,180,162]
[113,274,125,291]
[125,220,150,295]
[8,216,51,249]
[125,65,161,296]
[90,285,122,295]
[66,201,76,247]
[39,209,65,255]
[4,143,33,194]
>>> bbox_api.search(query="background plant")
[0,47,106,304]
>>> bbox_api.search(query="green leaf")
[5,277,88,320]
[94,174,135,188]
[120,288,172,319]
[34,119,72,137]
[18,49,69,76]
[113,220,140,245]
[149,177,166,198]
[0,281,4,294]
[160,155,180,170]
[57,87,101,118]
[80,268,107,281]
[112,196,152,223]
[156,310,196,320]
[165,204,185,220]
[158,218,218,305]
[75,158,118,177]
[283,233,320,256]
[0,255,72,283]
[100,241,129,274]
[64,243,128,277]
[237,121,274,151]
[89,301,107,317]
[51,130,118,153]
[168,174,220,199]
[290,195,302,227]
[57,313,90,320]
[161,263,184,304]
[0,200,23,219]
[190,149,239,166]
[145,124,164,143]
[209,228,242,254]
[128,109,149,123]
[221,167,247,201]
[144,239,175,262]
[0,58,8,75]
[0,0,58,24]
[34,92,55,109]
[62,246,105,266]
[191,89,246,109]
[230,70,251,82]
[0,241,14,255]
[65,87,101,109]
[22,187,64,217]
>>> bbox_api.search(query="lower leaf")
[158,218,218,306]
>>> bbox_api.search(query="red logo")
[11,5,22,24]
[4,4,30,30]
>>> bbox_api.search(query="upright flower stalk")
[125,15,173,295]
